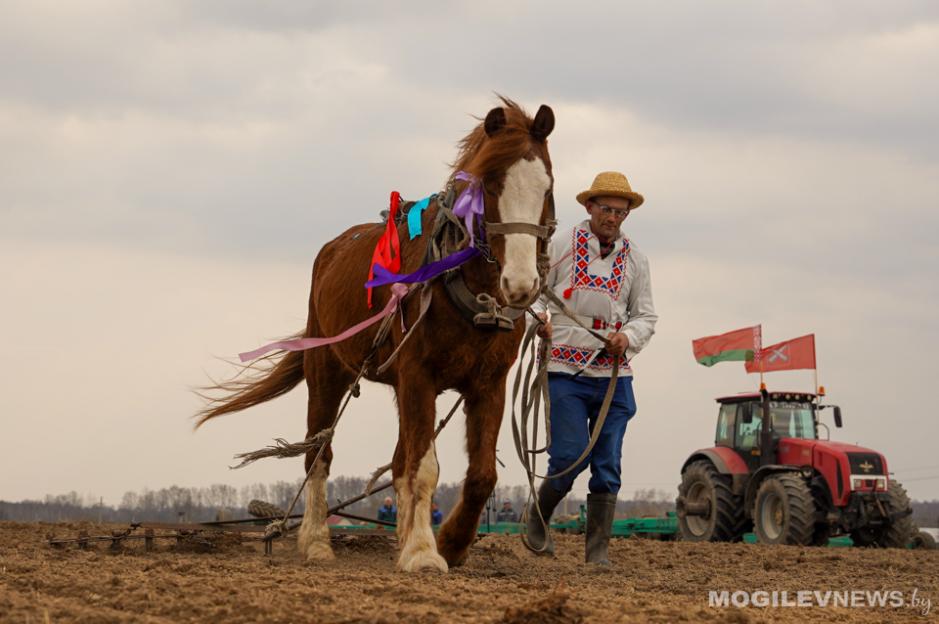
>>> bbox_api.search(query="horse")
[196,98,555,573]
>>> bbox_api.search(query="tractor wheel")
[911,530,936,550]
[850,480,914,548]
[880,481,914,548]
[676,460,746,542]
[753,473,815,546]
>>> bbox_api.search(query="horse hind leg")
[298,453,333,561]
[394,384,448,573]
[297,348,353,562]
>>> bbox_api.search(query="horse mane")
[451,96,537,182]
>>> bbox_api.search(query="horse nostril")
[501,276,511,293]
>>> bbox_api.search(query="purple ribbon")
[452,171,484,245]
[364,170,485,289]
[365,246,479,288]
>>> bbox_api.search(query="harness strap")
[428,186,526,331]
[444,272,523,330]
[374,283,434,375]
[485,221,553,239]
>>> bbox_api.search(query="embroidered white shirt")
[531,219,657,377]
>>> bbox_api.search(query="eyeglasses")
[594,203,631,219]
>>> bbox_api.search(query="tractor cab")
[715,392,823,470]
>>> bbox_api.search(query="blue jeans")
[545,372,637,495]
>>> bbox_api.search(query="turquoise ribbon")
[407,196,433,240]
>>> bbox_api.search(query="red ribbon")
[367,191,402,308]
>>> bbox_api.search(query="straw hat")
[576,171,644,209]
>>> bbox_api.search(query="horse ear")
[484,107,507,137]
[531,105,555,141]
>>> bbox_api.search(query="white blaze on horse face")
[498,157,550,305]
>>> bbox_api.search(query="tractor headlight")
[851,475,888,491]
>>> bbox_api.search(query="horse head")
[454,99,555,308]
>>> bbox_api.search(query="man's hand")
[606,332,629,356]
[536,313,552,340]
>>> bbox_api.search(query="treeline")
[0,479,676,524]
[3,480,936,527]
[912,500,939,528]
[4,480,934,530]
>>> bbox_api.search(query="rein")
[512,279,623,554]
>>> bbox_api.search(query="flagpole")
[812,334,820,405]
[756,325,765,391]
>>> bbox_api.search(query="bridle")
[481,189,558,295]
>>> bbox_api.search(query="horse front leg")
[436,379,504,567]
[393,381,448,573]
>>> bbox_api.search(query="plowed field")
[1,522,936,623]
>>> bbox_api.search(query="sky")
[2,1,938,506]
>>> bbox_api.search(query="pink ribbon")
[238,283,412,362]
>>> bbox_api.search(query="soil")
[1,521,937,623]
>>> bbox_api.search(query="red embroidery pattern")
[549,343,628,370]
[569,228,630,300]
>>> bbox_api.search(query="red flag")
[692,326,761,367]
[746,334,816,373]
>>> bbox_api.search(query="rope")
[230,429,334,469]
[363,394,465,494]
[513,289,623,553]
[261,304,401,542]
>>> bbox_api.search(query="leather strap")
[444,272,523,330]
[485,221,553,239]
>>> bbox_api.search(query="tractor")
[676,389,913,547]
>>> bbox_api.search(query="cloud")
[2,1,937,501]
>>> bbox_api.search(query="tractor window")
[736,407,762,451]
[769,402,816,439]
[716,404,735,447]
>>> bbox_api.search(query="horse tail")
[194,345,305,428]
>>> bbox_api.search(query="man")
[495,498,518,523]
[431,501,443,525]
[527,171,657,565]
[377,496,397,524]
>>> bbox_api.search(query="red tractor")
[676,389,913,546]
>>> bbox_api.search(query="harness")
[421,180,556,330]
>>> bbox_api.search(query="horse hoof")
[439,547,468,568]
[398,549,449,573]
[304,541,336,563]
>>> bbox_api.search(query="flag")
[692,325,762,367]
[746,334,816,373]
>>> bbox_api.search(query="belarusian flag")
[745,334,816,373]
[692,326,762,367]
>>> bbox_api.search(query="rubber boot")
[525,482,566,555]
[585,492,617,566]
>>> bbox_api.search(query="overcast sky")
[2,1,938,506]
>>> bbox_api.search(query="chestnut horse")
[197,99,555,572]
